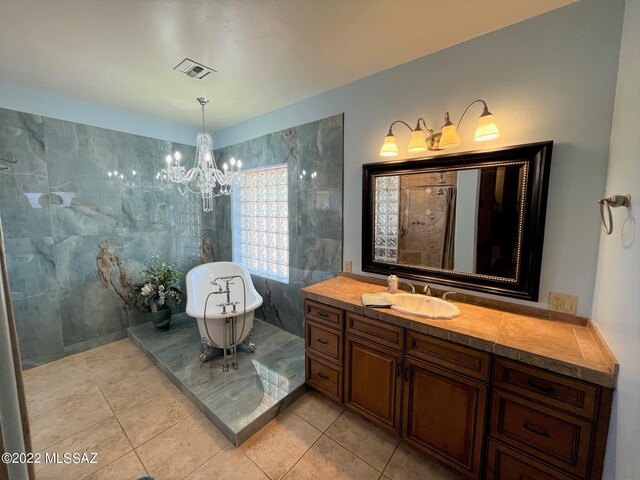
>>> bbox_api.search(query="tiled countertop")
[301,276,618,388]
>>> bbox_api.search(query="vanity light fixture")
[380,119,440,157]
[379,99,500,156]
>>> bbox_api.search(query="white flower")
[141,284,152,296]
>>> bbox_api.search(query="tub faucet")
[423,284,433,296]
[399,281,415,294]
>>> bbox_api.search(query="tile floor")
[24,338,462,480]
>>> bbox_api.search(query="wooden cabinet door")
[345,335,403,432]
[403,356,487,479]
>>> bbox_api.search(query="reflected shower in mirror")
[374,165,524,278]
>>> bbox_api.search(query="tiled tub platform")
[128,315,306,446]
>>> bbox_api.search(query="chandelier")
[163,97,241,211]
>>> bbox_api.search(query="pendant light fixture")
[163,97,241,212]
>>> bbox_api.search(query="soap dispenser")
[387,275,399,294]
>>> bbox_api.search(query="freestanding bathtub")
[186,262,263,365]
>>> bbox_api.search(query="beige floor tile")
[80,339,143,364]
[288,391,344,432]
[31,388,114,451]
[283,435,380,480]
[100,367,175,413]
[24,356,98,417]
[83,451,147,480]
[84,351,155,386]
[35,417,132,480]
[117,392,190,447]
[186,444,269,480]
[325,410,399,471]
[384,443,463,480]
[136,414,228,480]
[241,410,322,480]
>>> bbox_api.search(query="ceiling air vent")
[173,58,216,79]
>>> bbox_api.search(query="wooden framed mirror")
[362,142,553,301]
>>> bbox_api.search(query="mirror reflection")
[373,163,525,280]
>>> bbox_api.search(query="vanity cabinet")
[403,356,487,477]
[345,335,403,432]
[403,330,489,478]
[488,358,612,479]
[304,300,344,402]
[302,298,613,480]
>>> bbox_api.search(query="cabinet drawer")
[306,319,343,364]
[406,330,490,382]
[494,357,598,420]
[490,390,592,477]
[486,440,575,480]
[305,299,344,330]
[346,312,404,351]
[306,353,343,402]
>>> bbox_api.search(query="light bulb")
[379,134,398,157]
[407,129,428,153]
[302,170,306,176]
[174,151,181,161]
[205,152,211,161]
[120,174,124,179]
[114,170,118,175]
[165,155,172,165]
[474,111,500,142]
[223,163,228,170]
[230,157,236,166]
[132,170,136,176]
[237,160,242,169]
[107,172,112,177]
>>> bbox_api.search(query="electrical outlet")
[549,292,578,315]
[343,260,352,273]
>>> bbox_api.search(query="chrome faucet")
[211,276,241,314]
[423,284,433,296]
[399,281,415,294]
[442,291,456,302]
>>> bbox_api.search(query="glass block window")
[374,175,400,262]
[232,164,289,283]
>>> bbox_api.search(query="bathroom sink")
[390,294,460,319]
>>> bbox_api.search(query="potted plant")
[130,255,183,331]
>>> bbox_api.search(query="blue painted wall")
[213,0,625,317]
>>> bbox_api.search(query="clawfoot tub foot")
[241,326,256,353]
[200,336,218,363]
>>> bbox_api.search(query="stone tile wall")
[0,108,202,367]
[204,114,344,337]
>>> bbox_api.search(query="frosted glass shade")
[439,124,461,149]
[380,135,399,156]
[474,114,500,141]
[407,130,428,153]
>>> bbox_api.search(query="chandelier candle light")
[163,97,241,211]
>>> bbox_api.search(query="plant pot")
[150,305,172,331]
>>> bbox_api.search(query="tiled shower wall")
[0,108,207,368]
[204,114,344,337]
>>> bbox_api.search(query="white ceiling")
[0,0,574,131]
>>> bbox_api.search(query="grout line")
[380,442,399,478]
[133,448,150,477]
[242,449,271,480]
[178,447,222,480]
